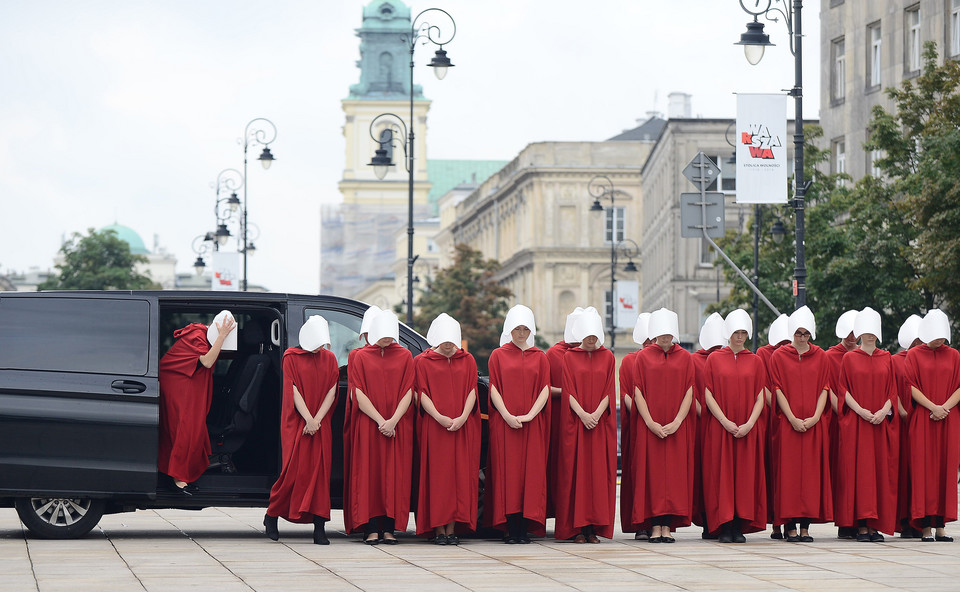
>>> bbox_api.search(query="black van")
[0,290,488,539]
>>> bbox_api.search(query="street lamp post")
[735,0,807,310]
[368,7,456,326]
[241,118,277,291]
[589,175,639,353]
[212,168,244,251]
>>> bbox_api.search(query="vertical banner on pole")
[615,280,639,330]
[736,93,788,204]
[211,251,240,291]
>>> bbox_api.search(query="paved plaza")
[2,491,958,592]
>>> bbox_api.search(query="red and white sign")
[211,251,240,291]
[736,93,788,204]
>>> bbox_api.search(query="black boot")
[313,516,329,545]
[263,514,279,541]
[718,521,733,543]
[732,519,746,543]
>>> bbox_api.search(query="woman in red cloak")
[702,309,766,543]
[892,314,923,537]
[545,307,583,519]
[263,315,339,544]
[629,308,695,543]
[769,306,833,542]
[345,310,415,545]
[756,313,789,540]
[825,309,859,540]
[158,310,236,493]
[486,304,551,544]
[620,312,652,540]
[414,313,480,545]
[554,308,616,543]
[834,307,899,541]
[905,309,960,542]
[691,312,726,539]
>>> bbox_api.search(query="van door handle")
[111,380,147,394]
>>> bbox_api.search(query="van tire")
[14,497,105,539]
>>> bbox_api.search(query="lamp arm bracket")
[243,117,278,150]
[409,7,457,50]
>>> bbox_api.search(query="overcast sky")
[0,0,821,294]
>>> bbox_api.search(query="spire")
[348,1,424,100]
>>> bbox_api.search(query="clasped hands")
[434,414,467,432]
[646,419,681,439]
[788,416,818,432]
[929,405,951,421]
[856,407,888,425]
[302,417,321,436]
[721,418,755,439]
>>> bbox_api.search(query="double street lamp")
[367,7,456,325]
[241,118,277,291]
[589,175,639,353]
[735,0,808,309]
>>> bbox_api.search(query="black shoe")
[263,514,279,541]
[718,533,733,543]
[770,531,784,540]
[447,535,460,545]
[364,534,380,545]
[661,535,675,543]
[313,523,329,545]
[434,534,448,545]
[503,536,518,544]
[921,536,936,542]
[837,526,855,539]
[518,534,531,544]
[870,532,884,543]
[635,530,650,541]
[649,536,663,543]
[702,530,718,540]
[935,535,954,542]
[382,534,399,545]
[732,532,746,544]
[786,533,801,543]
[800,535,814,543]
[856,532,871,542]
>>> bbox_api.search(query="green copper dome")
[100,223,149,255]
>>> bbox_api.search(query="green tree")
[869,42,960,320]
[39,228,157,290]
[412,243,512,373]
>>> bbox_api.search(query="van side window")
[0,297,150,375]
[304,308,365,368]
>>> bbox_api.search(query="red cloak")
[554,346,617,540]
[344,343,415,534]
[702,347,767,534]
[905,344,960,527]
[756,342,782,524]
[413,348,481,536]
[769,344,833,525]
[891,349,914,531]
[266,347,339,522]
[158,324,213,484]
[618,350,638,533]
[484,342,551,536]
[545,340,574,518]
[833,348,899,533]
[824,343,854,515]
[691,346,721,527]
[627,344,696,530]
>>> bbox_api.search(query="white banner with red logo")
[615,280,639,330]
[736,93,788,204]
[211,251,240,291]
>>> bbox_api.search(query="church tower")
[328,0,432,299]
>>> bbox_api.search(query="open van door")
[0,293,160,537]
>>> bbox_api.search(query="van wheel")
[14,497,105,539]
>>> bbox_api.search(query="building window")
[951,0,960,57]
[831,37,846,102]
[867,148,883,177]
[699,236,716,266]
[906,6,921,75]
[604,289,614,327]
[833,139,846,184]
[867,21,882,89]
[605,207,625,243]
[720,153,737,191]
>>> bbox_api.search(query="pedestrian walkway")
[2,504,958,592]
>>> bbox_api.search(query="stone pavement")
[2,499,959,592]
